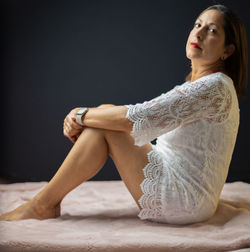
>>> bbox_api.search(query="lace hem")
[138,149,165,222]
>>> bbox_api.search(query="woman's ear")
[223,44,235,60]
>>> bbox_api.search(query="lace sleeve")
[125,77,232,146]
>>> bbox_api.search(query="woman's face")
[186,9,228,65]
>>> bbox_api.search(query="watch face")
[77,108,87,115]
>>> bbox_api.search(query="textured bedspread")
[0,180,250,252]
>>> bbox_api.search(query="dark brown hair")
[186,5,248,98]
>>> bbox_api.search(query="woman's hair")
[186,4,248,98]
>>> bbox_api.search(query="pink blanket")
[0,180,250,252]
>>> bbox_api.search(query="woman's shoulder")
[171,72,237,102]
[184,72,234,92]
[160,72,235,99]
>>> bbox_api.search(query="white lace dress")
[125,72,240,224]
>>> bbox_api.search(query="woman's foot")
[0,199,61,221]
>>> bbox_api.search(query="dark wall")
[2,0,250,183]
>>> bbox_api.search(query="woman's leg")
[0,127,152,221]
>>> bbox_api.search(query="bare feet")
[0,200,61,221]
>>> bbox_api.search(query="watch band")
[76,107,88,126]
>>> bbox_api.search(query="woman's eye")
[209,28,216,33]
[193,23,216,34]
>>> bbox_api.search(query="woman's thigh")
[102,129,153,209]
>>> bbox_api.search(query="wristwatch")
[76,107,88,126]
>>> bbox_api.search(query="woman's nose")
[195,28,204,41]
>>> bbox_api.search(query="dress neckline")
[188,72,233,84]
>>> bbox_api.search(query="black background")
[1,0,250,183]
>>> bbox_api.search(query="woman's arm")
[63,104,133,143]
[83,105,133,133]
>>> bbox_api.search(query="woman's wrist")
[76,107,89,126]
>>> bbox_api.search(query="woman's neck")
[190,61,225,82]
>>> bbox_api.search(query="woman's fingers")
[70,117,83,129]
[63,117,83,143]
[63,123,71,137]
[69,135,76,143]
[63,108,85,143]
[63,126,79,143]
[64,123,81,137]
[65,115,83,129]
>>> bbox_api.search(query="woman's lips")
[190,42,201,49]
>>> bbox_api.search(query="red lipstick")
[191,42,201,49]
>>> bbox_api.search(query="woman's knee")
[80,126,122,142]
[76,127,106,144]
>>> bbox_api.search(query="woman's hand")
[63,104,126,143]
[63,108,84,143]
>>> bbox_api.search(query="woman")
[0,4,248,224]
